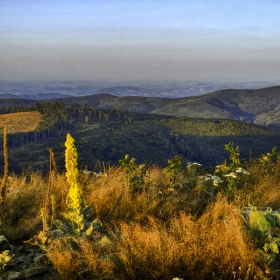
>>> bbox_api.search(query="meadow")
[0,111,42,135]
[1,130,280,279]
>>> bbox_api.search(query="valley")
[0,100,280,173]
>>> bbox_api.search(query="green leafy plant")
[119,154,151,193]
[242,205,280,275]
[163,155,183,193]
[198,143,250,201]
[225,142,241,168]
[259,147,279,173]
[0,250,13,274]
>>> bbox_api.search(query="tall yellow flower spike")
[65,133,85,211]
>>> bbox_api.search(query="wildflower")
[235,167,250,175]
[235,167,243,173]
[225,172,237,178]
[0,250,14,272]
[242,169,250,175]
[65,133,86,212]
[215,164,230,173]
[213,180,220,187]
[211,175,221,181]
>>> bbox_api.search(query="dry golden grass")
[108,199,259,280]
[2,161,278,279]
[233,162,280,208]
[0,111,42,134]
[45,238,81,280]
[1,172,70,243]
[41,195,261,279]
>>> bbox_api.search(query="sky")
[1,0,280,84]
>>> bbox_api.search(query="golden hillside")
[0,111,42,134]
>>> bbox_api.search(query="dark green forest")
[1,102,280,173]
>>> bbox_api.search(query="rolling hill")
[2,110,280,173]
[1,86,280,173]
[1,86,280,126]
[52,85,280,126]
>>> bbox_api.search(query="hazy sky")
[1,0,280,84]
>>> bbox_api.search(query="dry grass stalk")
[0,127,8,205]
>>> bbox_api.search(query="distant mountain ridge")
[1,85,280,126]
[0,93,72,100]
[1,80,278,98]
[52,85,280,126]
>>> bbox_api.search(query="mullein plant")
[29,134,105,265]
[64,133,86,212]
[53,133,102,237]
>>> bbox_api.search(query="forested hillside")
[2,86,280,126]
[1,102,280,173]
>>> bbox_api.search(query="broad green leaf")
[85,223,94,236]
[81,205,93,219]
[92,218,103,230]
[15,255,32,262]
[66,218,79,233]
[272,213,280,227]
[264,214,276,228]
[249,211,271,234]
[85,218,103,235]
[7,271,20,280]
[50,229,64,238]
[264,243,270,253]
[97,236,113,246]
[53,219,64,228]
[269,243,279,255]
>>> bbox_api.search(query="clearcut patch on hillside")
[0,111,42,134]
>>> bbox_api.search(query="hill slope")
[50,86,280,126]
[2,86,280,126]
[3,111,280,173]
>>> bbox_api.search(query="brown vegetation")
[2,158,280,279]
[0,111,42,134]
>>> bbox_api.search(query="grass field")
[0,111,42,134]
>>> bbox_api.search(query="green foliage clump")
[258,147,279,173]
[163,155,183,192]
[119,154,151,193]
[225,142,241,168]
[242,206,280,273]
[198,142,250,201]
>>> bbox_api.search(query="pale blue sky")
[1,0,280,83]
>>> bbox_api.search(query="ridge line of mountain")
[1,85,280,126]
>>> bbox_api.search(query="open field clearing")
[0,111,42,134]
